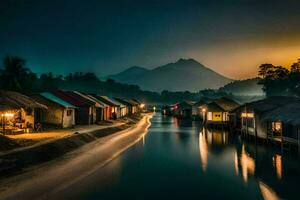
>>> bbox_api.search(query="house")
[32,92,76,128]
[86,95,110,121]
[174,101,193,118]
[114,98,140,115]
[93,96,123,119]
[192,99,213,120]
[260,102,300,147]
[130,99,142,112]
[127,99,140,114]
[73,91,105,123]
[112,98,127,117]
[237,96,299,140]
[0,90,47,134]
[161,103,178,116]
[52,90,95,125]
[201,97,240,125]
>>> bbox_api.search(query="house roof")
[73,91,104,108]
[206,101,226,112]
[52,90,93,107]
[39,92,76,108]
[213,97,240,112]
[0,90,47,111]
[100,96,125,107]
[192,100,207,107]
[93,95,120,107]
[114,98,135,107]
[261,101,300,126]
[177,101,193,110]
[245,96,299,114]
[130,99,141,105]
[86,95,109,108]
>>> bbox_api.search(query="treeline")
[0,56,268,103]
[0,56,159,102]
[258,59,300,97]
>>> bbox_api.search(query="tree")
[258,63,275,78]
[290,59,300,73]
[0,56,38,93]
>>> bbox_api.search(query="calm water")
[59,113,300,200]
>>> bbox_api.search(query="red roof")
[51,90,94,107]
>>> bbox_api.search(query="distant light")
[140,103,145,109]
[153,106,156,111]
[202,108,206,112]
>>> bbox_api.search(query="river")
[50,113,299,200]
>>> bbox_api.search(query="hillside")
[219,78,265,96]
[107,58,232,92]
[107,66,149,82]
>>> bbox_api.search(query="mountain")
[107,66,149,82]
[219,77,265,96]
[106,58,232,92]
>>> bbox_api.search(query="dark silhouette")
[258,59,300,97]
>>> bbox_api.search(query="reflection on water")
[199,131,208,172]
[60,113,299,200]
[272,154,282,180]
[259,181,280,200]
[240,144,256,183]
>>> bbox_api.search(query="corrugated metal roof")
[261,101,300,126]
[73,91,104,108]
[0,90,47,111]
[41,92,76,108]
[99,96,124,107]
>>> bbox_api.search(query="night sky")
[1,0,300,79]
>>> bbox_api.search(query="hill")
[107,58,232,92]
[107,66,149,82]
[219,77,265,96]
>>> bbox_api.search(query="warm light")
[272,122,282,132]
[199,130,208,172]
[202,108,206,112]
[259,181,280,200]
[240,144,255,183]
[241,112,254,118]
[140,103,145,109]
[272,154,282,179]
[1,112,14,117]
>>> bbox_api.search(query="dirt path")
[0,113,153,200]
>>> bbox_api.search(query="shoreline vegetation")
[0,113,151,181]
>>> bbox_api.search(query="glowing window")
[272,122,282,132]
[207,112,212,120]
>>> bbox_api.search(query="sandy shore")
[0,113,153,200]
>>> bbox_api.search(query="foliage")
[258,59,300,97]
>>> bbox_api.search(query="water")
[59,113,300,200]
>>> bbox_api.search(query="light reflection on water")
[58,113,299,200]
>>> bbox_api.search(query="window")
[67,109,73,116]
[272,122,282,132]
[207,112,212,120]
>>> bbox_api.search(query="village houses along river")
[52,113,299,200]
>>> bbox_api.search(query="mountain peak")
[176,58,198,64]
[106,58,232,92]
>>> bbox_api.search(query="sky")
[1,0,300,79]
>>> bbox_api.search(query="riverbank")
[0,113,152,200]
[0,113,151,180]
